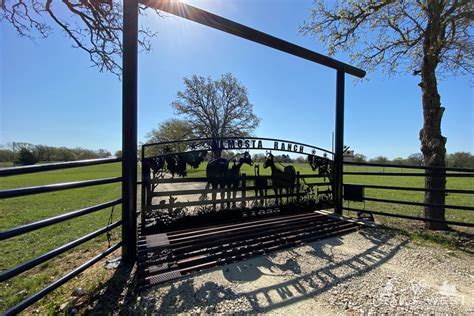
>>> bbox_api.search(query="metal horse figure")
[263,152,296,205]
[206,151,253,209]
[253,164,268,206]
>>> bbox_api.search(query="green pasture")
[0,163,122,312]
[186,162,473,224]
[0,162,472,312]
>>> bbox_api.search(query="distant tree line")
[251,151,473,168]
[0,142,112,166]
[351,152,474,169]
[252,153,294,164]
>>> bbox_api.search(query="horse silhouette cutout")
[206,151,253,209]
[253,164,268,206]
[263,152,296,205]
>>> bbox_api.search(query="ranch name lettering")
[211,139,305,153]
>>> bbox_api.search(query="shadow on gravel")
[76,261,137,315]
[148,228,408,314]
[223,254,302,282]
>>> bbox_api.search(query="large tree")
[172,73,260,157]
[146,119,194,144]
[145,118,194,155]
[1,0,159,75]
[301,0,473,230]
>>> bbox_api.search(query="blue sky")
[0,0,472,159]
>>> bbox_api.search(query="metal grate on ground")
[137,211,360,287]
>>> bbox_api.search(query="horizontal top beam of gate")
[141,0,366,78]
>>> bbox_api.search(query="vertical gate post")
[296,171,300,203]
[241,173,247,208]
[333,69,345,214]
[122,0,138,263]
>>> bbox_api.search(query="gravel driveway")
[131,227,473,314]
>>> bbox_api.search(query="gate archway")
[137,137,363,286]
[122,0,366,284]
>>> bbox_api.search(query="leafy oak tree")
[301,0,473,230]
[145,119,194,155]
[146,119,194,144]
[1,0,159,75]
[171,73,261,157]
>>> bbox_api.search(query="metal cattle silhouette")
[308,154,333,181]
[150,148,207,178]
[263,152,297,205]
[206,151,253,208]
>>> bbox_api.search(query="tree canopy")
[171,73,260,140]
[144,119,194,155]
[145,119,194,144]
[300,0,473,76]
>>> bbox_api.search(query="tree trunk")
[210,139,222,159]
[419,0,448,230]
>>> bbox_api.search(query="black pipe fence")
[141,167,333,229]
[5,242,123,315]
[0,158,127,315]
[343,161,474,227]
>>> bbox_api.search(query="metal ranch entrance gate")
[124,0,367,287]
[2,1,473,313]
[137,137,362,286]
[0,0,373,314]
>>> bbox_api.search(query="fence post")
[141,159,149,228]
[333,69,345,215]
[241,173,247,208]
[122,0,138,264]
[296,171,300,203]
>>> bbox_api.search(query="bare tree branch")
[300,0,473,77]
[1,0,161,76]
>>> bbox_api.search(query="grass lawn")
[185,162,473,225]
[0,161,472,313]
[0,163,122,313]
[342,166,474,226]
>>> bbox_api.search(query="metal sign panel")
[141,137,335,233]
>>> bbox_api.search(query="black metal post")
[333,69,345,214]
[122,0,138,263]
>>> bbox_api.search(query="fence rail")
[346,183,474,194]
[343,207,474,228]
[0,199,122,240]
[4,241,123,315]
[343,161,474,227]
[0,157,122,177]
[345,161,474,172]
[152,183,330,198]
[0,158,126,315]
[0,177,123,199]
[149,174,329,185]
[143,172,331,213]
[343,171,473,177]
[358,196,474,211]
